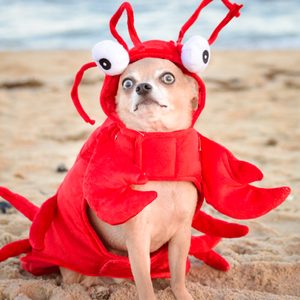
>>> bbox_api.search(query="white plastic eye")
[92,40,130,76]
[181,36,211,73]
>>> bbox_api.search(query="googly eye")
[92,40,130,76]
[122,78,134,89]
[160,72,175,85]
[181,36,211,73]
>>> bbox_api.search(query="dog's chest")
[134,180,197,220]
[88,180,198,253]
[131,180,198,251]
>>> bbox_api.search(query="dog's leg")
[168,225,193,300]
[126,234,156,300]
[60,267,111,286]
[60,267,83,284]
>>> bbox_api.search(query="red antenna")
[70,2,142,125]
[177,0,243,45]
[70,1,243,125]
[109,2,142,51]
[70,62,97,125]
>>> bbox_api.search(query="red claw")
[200,134,291,219]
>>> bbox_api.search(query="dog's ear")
[189,77,199,110]
[191,97,198,111]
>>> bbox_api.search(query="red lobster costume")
[0,1,290,279]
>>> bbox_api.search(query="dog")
[61,57,199,300]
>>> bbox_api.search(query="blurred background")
[0,1,300,298]
[0,0,299,50]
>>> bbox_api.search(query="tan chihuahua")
[61,58,199,300]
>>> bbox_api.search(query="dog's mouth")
[133,97,168,112]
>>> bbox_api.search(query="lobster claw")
[200,134,291,219]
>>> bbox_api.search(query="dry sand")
[0,50,299,299]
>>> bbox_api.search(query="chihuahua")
[61,58,199,300]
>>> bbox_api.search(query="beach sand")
[0,50,299,299]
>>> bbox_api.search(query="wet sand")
[0,50,299,299]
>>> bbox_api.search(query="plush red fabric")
[0,0,290,279]
[0,120,290,278]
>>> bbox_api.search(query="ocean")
[0,0,299,50]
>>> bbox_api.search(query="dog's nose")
[136,83,152,96]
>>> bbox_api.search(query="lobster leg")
[0,187,38,221]
[192,209,249,238]
[195,249,230,271]
[0,239,31,261]
[189,235,230,271]
[0,187,58,253]
[29,194,57,250]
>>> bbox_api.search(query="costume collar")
[118,123,197,140]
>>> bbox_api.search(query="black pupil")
[125,80,132,88]
[203,50,209,64]
[99,58,111,70]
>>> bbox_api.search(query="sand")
[0,50,299,299]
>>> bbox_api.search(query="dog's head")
[116,58,198,132]
[70,1,242,127]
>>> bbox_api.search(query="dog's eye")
[181,35,211,73]
[160,72,175,85]
[92,40,129,76]
[122,78,134,89]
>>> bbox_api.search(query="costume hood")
[71,0,243,127]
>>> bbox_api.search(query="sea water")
[0,0,299,50]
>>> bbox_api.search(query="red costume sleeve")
[200,134,291,219]
[83,127,157,225]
